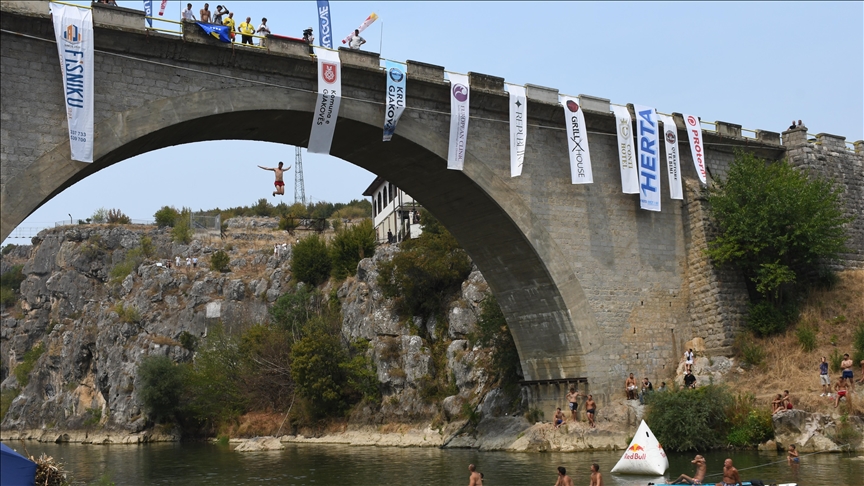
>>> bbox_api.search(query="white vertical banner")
[50,3,94,163]
[447,73,470,170]
[659,114,683,200]
[634,104,661,212]
[561,97,593,184]
[508,84,527,177]
[612,105,638,194]
[683,114,707,184]
[382,61,406,142]
[308,48,342,154]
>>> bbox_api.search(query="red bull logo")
[64,24,83,43]
[628,444,645,452]
[623,443,647,460]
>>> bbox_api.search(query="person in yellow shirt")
[239,16,255,45]
[222,12,236,41]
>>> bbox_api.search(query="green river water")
[5,441,863,485]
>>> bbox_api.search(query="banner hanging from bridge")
[382,61,406,142]
[447,73,470,170]
[659,114,683,200]
[634,105,661,211]
[143,1,152,27]
[612,105,638,194]
[316,0,333,48]
[158,0,167,17]
[508,84,527,177]
[308,48,341,154]
[561,96,593,184]
[682,114,707,184]
[50,3,94,163]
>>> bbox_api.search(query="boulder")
[233,436,285,452]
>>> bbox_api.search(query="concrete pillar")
[525,84,558,105]
[781,127,809,147]
[92,3,145,32]
[406,60,444,82]
[756,129,782,145]
[716,121,742,138]
[468,72,504,92]
[267,35,311,58]
[855,141,864,155]
[578,94,610,113]
[815,133,847,151]
[337,46,380,70]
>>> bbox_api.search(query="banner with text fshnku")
[383,61,406,142]
[508,84,527,177]
[659,114,683,200]
[308,48,341,154]
[50,3,94,163]
[634,104,660,211]
[562,96,593,184]
[612,105,638,194]
[316,0,333,48]
[447,73,470,170]
[683,114,707,184]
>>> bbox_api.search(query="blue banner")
[143,0,152,27]
[197,22,231,43]
[316,0,333,48]
[634,104,661,212]
[383,61,406,142]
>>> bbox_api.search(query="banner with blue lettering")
[383,61,406,142]
[143,0,152,27]
[634,104,661,211]
[49,3,94,163]
[316,0,333,48]
[561,96,593,184]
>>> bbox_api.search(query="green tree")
[154,206,180,228]
[291,235,331,286]
[91,207,108,224]
[378,209,472,317]
[107,208,131,224]
[330,219,376,280]
[645,385,734,451]
[209,250,230,272]
[137,355,187,423]
[171,208,193,244]
[706,153,850,334]
[269,286,320,340]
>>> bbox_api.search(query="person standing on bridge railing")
[222,12,237,41]
[200,3,211,23]
[303,27,315,56]
[239,16,255,45]
[182,3,197,22]
[256,18,270,47]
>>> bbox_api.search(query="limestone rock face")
[234,436,285,451]
[773,409,864,452]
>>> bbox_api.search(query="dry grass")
[149,334,182,347]
[732,270,864,416]
[224,411,287,438]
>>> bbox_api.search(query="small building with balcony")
[363,176,422,244]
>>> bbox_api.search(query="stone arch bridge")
[2,1,862,402]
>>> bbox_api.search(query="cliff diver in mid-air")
[258,161,291,197]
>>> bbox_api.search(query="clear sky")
[5,1,863,244]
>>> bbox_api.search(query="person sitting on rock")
[782,390,793,410]
[625,373,638,400]
[554,407,565,429]
[684,371,696,389]
[771,393,785,414]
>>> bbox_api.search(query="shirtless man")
[589,463,603,486]
[834,379,848,408]
[585,394,597,428]
[554,407,565,429]
[554,466,573,486]
[714,458,741,486]
[200,3,211,23]
[625,373,638,400]
[258,162,291,196]
[566,386,580,422]
[468,464,483,486]
[787,444,799,465]
[840,354,854,392]
[671,454,706,484]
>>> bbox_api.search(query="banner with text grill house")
[382,61,406,142]
[316,0,333,48]
[683,114,707,184]
[308,48,341,154]
[50,3,94,163]
[634,105,661,211]
[659,114,683,200]
[508,84,527,177]
[447,73,470,170]
[612,105,639,194]
[561,96,593,184]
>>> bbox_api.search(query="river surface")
[6,441,863,485]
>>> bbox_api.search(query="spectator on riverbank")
[625,373,638,400]
[185,257,191,268]
[554,408,565,428]
[683,371,696,389]
[200,3,211,23]
[840,353,855,392]
[566,386,580,423]
[820,356,831,396]
[834,379,848,408]
[657,381,667,392]
[782,390,793,410]
[585,394,596,428]
[256,18,270,47]
[684,348,694,373]
[639,377,653,405]
[772,393,785,414]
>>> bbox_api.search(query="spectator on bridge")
[788,121,797,130]
[214,5,229,26]
[256,18,271,47]
[182,3,196,22]
[639,377,654,405]
[303,27,315,55]
[222,12,236,41]
[239,16,255,45]
[798,119,806,130]
[683,371,696,389]
[349,29,366,50]
[625,373,638,400]
[200,3,211,23]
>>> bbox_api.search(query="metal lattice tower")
[294,146,306,205]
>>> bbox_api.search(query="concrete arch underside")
[2,86,602,382]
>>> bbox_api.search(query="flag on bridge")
[561,96,593,184]
[447,73,471,170]
[316,0,334,48]
[612,105,639,194]
[49,2,94,163]
[308,47,342,154]
[634,104,661,211]
[508,84,527,177]
[682,114,707,184]
[197,22,231,43]
[143,0,152,27]
[382,61,406,142]
[659,114,683,200]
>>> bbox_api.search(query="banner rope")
[0,27,782,148]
